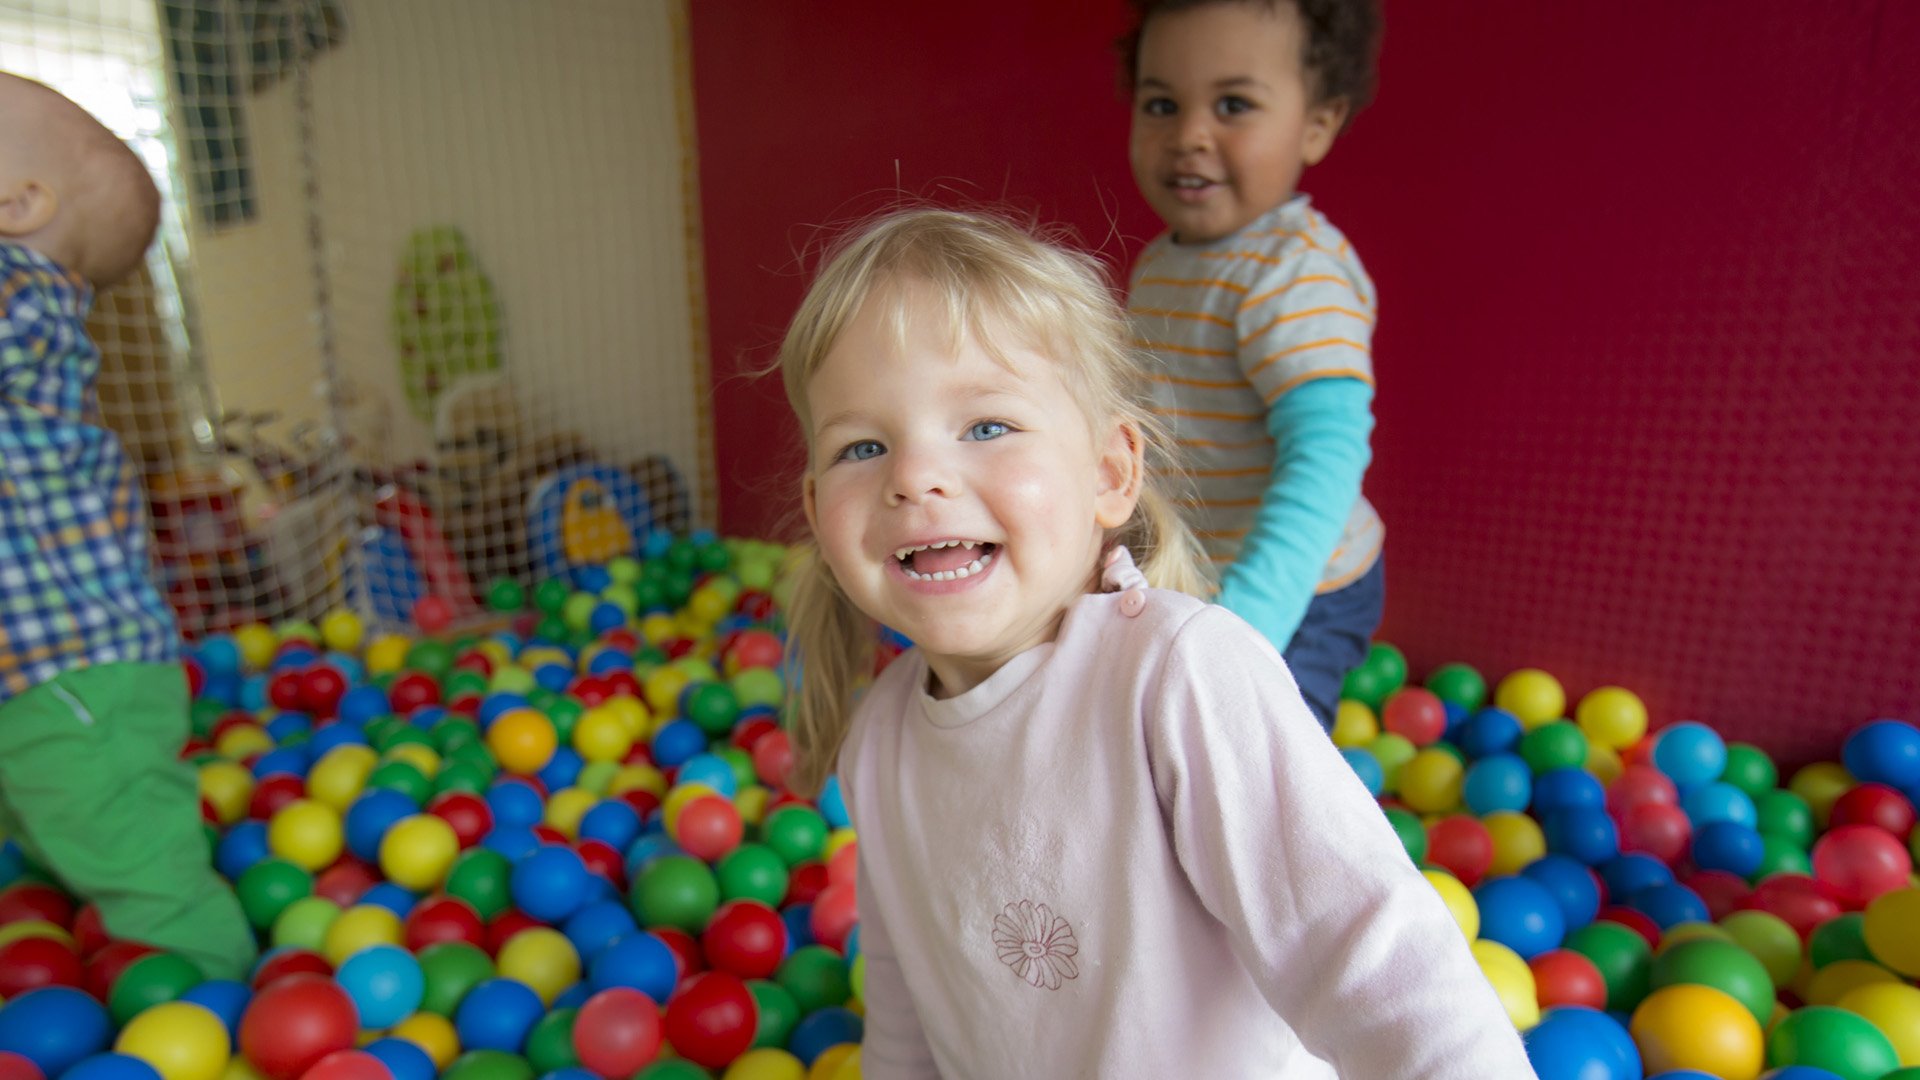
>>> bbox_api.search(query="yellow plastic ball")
[600,697,650,740]
[308,745,379,812]
[232,624,278,672]
[116,1001,232,1080]
[214,724,275,762]
[1397,749,1465,814]
[1586,742,1625,787]
[576,762,621,796]
[487,709,559,775]
[323,904,404,966]
[663,783,721,833]
[267,799,345,872]
[825,1050,861,1080]
[849,953,865,1005]
[1655,922,1734,955]
[688,587,732,626]
[1628,984,1764,1080]
[390,1013,460,1069]
[319,610,365,654]
[736,786,772,828]
[1483,811,1547,877]
[1838,981,1920,1066]
[723,1047,805,1080]
[1423,868,1479,941]
[1789,762,1855,829]
[197,761,254,826]
[1366,733,1417,791]
[824,828,858,861]
[379,814,461,892]
[608,764,667,799]
[639,614,678,648]
[365,633,413,677]
[1576,686,1648,750]
[0,920,75,949]
[1471,939,1539,1030]
[219,1056,266,1080]
[521,647,570,671]
[671,657,720,684]
[1331,700,1379,748]
[573,706,635,763]
[809,1044,857,1080]
[1719,909,1802,989]
[385,743,441,779]
[543,788,598,839]
[496,927,580,1006]
[1495,668,1566,729]
[1864,888,1920,977]
[1805,958,1900,1006]
[644,667,690,715]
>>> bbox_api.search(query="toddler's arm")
[1147,607,1534,1078]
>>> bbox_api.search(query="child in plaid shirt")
[1,72,255,980]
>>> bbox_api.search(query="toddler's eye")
[1216,95,1253,117]
[837,440,884,462]
[965,420,1011,441]
[1140,96,1176,118]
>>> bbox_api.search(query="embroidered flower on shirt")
[993,899,1079,990]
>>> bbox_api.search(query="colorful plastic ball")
[320,904,402,967]
[1543,808,1621,866]
[1525,1007,1642,1080]
[1843,720,1920,792]
[1472,938,1541,1030]
[270,897,342,954]
[1650,938,1775,1025]
[1421,868,1478,940]
[1652,723,1729,789]
[560,900,636,961]
[587,932,677,1004]
[1765,1005,1900,1079]
[377,815,459,893]
[1494,668,1566,729]
[1827,783,1916,842]
[111,1002,229,1080]
[1523,855,1603,930]
[1521,722,1588,774]
[662,972,756,1070]
[109,953,205,1026]
[1533,768,1606,817]
[786,1007,861,1068]
[701,901,787,982]
[1620,803,1693,866]
[1812,823,1913,907]
[452,977,545,1054]
[1718,742,1779,800]
[1426,815,1495,887]
[487,711,559,776]
[1484,812,1549,877]
[717,846,790,910]
[237,974,356,1080]
[1530,951,1609,1011]
[631,855,720,935]
[1835,982,1920,1069]
[508,847,591,925]
[1862,887,1920,976]
[1330,701,1378,748]
[440,1050,534,1080]
[0,987,110,1077]
[1565,921,1654,1014]
[0,936,82,997]
[1694,822,1766,878]
[1397,750,1464,813]
[1423,662,1486,711]
[1630,883,1709,930]
[333,944,423,1030]
[1575,687,1648,751]
[414,942,495,1019]
[675,796,745,863]
[496,929,580,1007]
[1682,782,1758,831]
[1457,708,1524,760]
[773,947,848,1015]
[571,987,662,1078]
[58,1054,164,1080]
[1461,754,1531,815]
[174,981,249,1041]
[1340,748,1384,795]
[1629,983,1763,1079]
[215,822,271,882]
[1365,733,1417,789]
[1381,688,1446,747]
[1475,875,1567,960]
[361,1039,434,1080]
[1750,875,1844,941]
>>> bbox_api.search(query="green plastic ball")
[776,945,851,1013]
[487,578,527,613]
[1719,743,1778,800]
[1765,1005,1900,1079]
[1384,808,1427,863]
[1720,909,1803,989]
[1519,721,1589,774]
[1808,912,1874,969]
[1564,920,1652,1013]
[684,682,740,737]
[108,951,203,1025]
[730,669,784,711]
[534,616,569,644]
[1424,662,1487,711]
[666,539,699,572]
[271,896,342,952]
[1757,790,1816,848]
[523,1006,579,1074]
[716,844,790,908]
[1364,642,1408,693]
[442,1051,535,1080]
[748,979,800,1050]
[635,1063,711,1080]
[365,761,434,805]
[418,941,497,1017]
[607,557,641,586]
[237,857,313,930]
[695,543,731,574]
[1648,938,1775,1025]
[533,578,571,616]
[630,854,720,933]
[190,699,227,738]
[406,640,456,681]
[1342,664,1391,712]
[1754,834,1813,881]
[446,848,513,921]
[760,806,828,867]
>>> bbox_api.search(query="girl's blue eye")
[839,440,884,462]
[1140,97,1175,118]
[1217,95,1252,117]
[966,420,1010,441]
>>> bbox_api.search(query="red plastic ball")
[700,901,786,980]
[572,677,613,708]
[71,905,109,958]
[1529,949,1607,1010]
[404,897,487,952]
[453,650,495,677]
[531,825,568,847]
[250,948,334,989]
[736,592,777,623]
[750,731,793,788]
[617,790,662,821]
[573,987,664,1078]
[486,911,547,955]
[1618,802,1692,865]
[269,671,307,711]
[299,1050,389,1080]
[675,796,743,862]
[1425,816,1495,888]
[1744,874,1844,940]
[0,884,73,929]
[1812,822,1913,907]
[653,927,704,980]
[809,882,858,953]
[300,666,349,718]
[662,638,697,661]
[783,862,830,907]
[182,657,207,700]
[387,673,441,715]
[661,972,756,1069]
[1828,783,1916,841]
[1605,764,1679,819]
[209,712,256,743]
[85,940,157,999]
[598,630,640,654]
[413,596,454,635]
[0,1053,42,1080]
[1595,906,1662,950]
[250,774,308,821]
[0,937,84,997]
[240,973,358,1080]
[730,718,779,754]
[726,631,784,673]
[314,857,381,907]
[577,840,625,889]
[428,793,494,849]
[1381,688,1447,747]
[1680,869,1752,921]
[604,671,641,700]
[826,840,858,889]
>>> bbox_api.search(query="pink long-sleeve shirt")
[838,581,1535,1079]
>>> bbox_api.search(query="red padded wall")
[689,2,1920,764]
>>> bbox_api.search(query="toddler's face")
[1128,2,1343,244]
[802,283,1137,697]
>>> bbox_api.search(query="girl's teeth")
[903,549,994,582]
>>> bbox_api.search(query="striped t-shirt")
[1129,196,1384,594]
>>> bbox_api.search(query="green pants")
[0,663,257,981]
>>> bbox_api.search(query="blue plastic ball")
[1681,781,1757,829]
[200,674,241,708]
[363,1038,436,1080]
[177,979,250,1040]
[1521,854,1602,929]
[307,721,368,758]
[337,944,425,1029]
[551,983,591,1011]
[1627,882,1708,929]
[1341,747,1384,796]
[1532,768,1606,817]
[587,603,627,637]
[1463,754,1532,815]
[573,565,613,594]
[577,801,643,853]
[534,663,574,693]
[359,882,419,918]
[817,777,849,830]
[787,1006,864,1067]
[1651,722,1727,788]
[510,845,592,923]
[478,693,531,729]
[58,1055,164,1080]
[623,835,682,878]
[587,932,678,1003]
[562,901,637,961]
[1543,808,1620,866]
[1456,708,1524,760]
[0,842,19,889]
[262,711,313,745]
[1523,1007,1640,1080]
[0,987,113,1076]
[537,748,585,792]
[198,638,242,677]
[486,780,546,829]
[482,826,544,862]
[782,904,815,951]
[1842,719,1920,791]
[249,747,310,780]
[215,821,270,881]
[1691,822,1765,878]
[649,720,705,769]
[1600,853,1673,899]
[1473,875,1567,959]
[675,754,738,799]
[453,977,545,1053]
[239,675,269,711]
[346,788,421,863]
[337,686,392,727]
[585,649,631,677]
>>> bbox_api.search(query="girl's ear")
[0,178,58,238]
[1094,420,1145,530]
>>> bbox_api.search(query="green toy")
[392,226,503,422]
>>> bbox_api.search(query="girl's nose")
[1174,114,1213,154]
[885,444,961,506]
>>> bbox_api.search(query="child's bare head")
[1121,0,1381,120]
[0,73,161,286]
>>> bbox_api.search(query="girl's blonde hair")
[779,208,1209,795]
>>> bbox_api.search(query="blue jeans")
[1281,556,1386,732]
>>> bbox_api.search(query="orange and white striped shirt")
[1129,196,1384,595]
